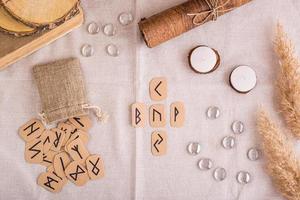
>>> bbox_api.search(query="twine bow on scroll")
[187,0,234,26]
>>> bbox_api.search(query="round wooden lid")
[0,6,36,36]
[2,0,79,27]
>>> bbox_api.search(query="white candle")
[230,65,257,93]
[189,46,220,74]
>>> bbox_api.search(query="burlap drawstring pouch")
[33,58,108,124]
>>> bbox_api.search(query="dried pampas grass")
[256,24,300,200]
[257,110,300,200]
[275,23,300,139]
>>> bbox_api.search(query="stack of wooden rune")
[0,0,81,37]
[19,115,105,193]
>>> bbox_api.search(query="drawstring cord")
[39,104,109,124]
[38,112,48,125]
[82,104,109,123]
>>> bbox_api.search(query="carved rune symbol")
[60,127,67,132]
[69,128,78,139]
[135,108,141,125]
[71,144,83,159]
[43,154,52,164]
[89,158,100,176]
[150,78,167,101]
[152,109,162,121]
[53,131,62,147]
[73,117,84,127]
[153,134,163,153]
[69,165,85,181]
[154,81,162,96]
[29,140,42,159]
[44,176,58,190]
[60,157,66,171]
[43,136,50,145]
[174,107,179,122]
[24,121,40,136]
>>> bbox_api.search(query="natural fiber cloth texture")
[0,0,300,200]
[33,58,88,123]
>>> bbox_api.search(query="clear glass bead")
[236,171,251,184]
[198,158,213,170]
[187,142,201,155]
[247,148,261,161]
[106,44,120,57]
[231,121,245,135]
[87,21,100,34]
[221,136,236,149]
[213,167,227,181]
[103,23,116,36]
[81,44,94,57]
[118,12,134,25]
[206,106,220,119]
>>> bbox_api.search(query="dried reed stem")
[257,109,300,200]
[275,23,300,139]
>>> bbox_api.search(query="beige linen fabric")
[33,58,88,123]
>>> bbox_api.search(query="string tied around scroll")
[187,0,234,26]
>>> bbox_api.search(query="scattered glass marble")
[221,136,236,149]
[213,167,227,181]
[231,121,245,135]
[247,148,261,161]
[187,142,201,155]
[106,44,120,57]
[87,21,100,34]
[118,12,134,25]
[103,23,116,36]
[81,44,94,57]
[198,158,213,170]
[206,106,220,119]
[236,171,251,184]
